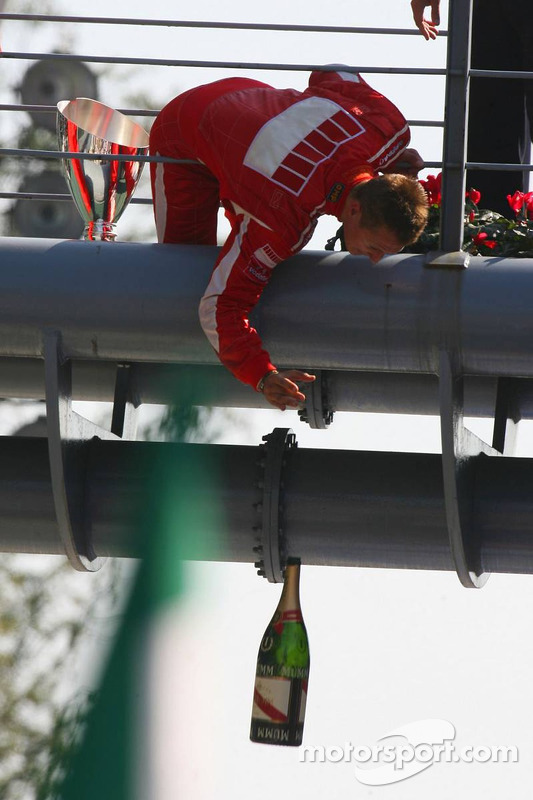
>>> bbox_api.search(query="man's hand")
[382,148,425,178]
[261,370,316,411]
[411,0,440,40]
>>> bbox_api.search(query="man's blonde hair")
[350,174,428,245]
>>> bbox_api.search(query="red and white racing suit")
[149,70,410,389]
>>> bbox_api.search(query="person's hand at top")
[411,0,440,40]
[381,148,425,178]
[260,370,315,411]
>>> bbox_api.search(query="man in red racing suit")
[150,69,427,410]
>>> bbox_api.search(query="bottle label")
[250,720,303,746]
[251,677,307,746]
[256,662,309,679]
[253,677,291,722]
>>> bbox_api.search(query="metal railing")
[1,51,449,74]
[0,5,531,248]
[0,11,446,217]
[0,12,444,35]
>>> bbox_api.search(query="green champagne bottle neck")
[277,562,301,613]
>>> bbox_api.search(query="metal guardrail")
[0,15,448,210]
[0,9,531,241]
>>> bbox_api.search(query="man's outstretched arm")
[410,0,440,40]
[199,214,315,410]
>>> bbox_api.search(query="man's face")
[342,201,404,264]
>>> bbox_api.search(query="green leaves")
[0,556,126,800]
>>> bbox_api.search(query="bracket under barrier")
[425,250,470,270]
[44,330,138,572]
[492,377,521,455]
[439,350,502,588]
[299,371,334,429]
[253,427,298,583]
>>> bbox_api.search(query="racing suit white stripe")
[199,216,250,352]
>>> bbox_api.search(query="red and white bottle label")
[253,677,291,722]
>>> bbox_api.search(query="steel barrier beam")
[0,358,509,416]
[3,358,533,425]
[1,238,533,381]
[0,435,532,577]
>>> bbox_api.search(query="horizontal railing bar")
[0,104,444,128]
[438,161,533,172]
[0,149,195,164]
[412,120,445,128]
[3,161,530,204]
[470,68,533,80]
[0,149,446,168]
[0,150,444,171]
[0,192,152,204]
[0,52,447,75]
[0,104,160,117]
[466,161,533,172]
[0,13,447,36]
[0,192,76,202]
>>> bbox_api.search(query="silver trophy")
[57,98,149,241]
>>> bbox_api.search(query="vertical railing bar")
[439,0,473,253]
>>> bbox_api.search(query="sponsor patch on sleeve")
[327,182,345,203]
[244,245,283,283]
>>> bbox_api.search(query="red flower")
[469,211,475,223]
[419,172,442,206]
[473,232,497,250]
[467,188,481,206]
[507,191,525,214]
[524,192,533,219]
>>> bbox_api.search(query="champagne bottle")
[250,558,310,746]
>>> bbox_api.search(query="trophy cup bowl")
[57,98,150,241]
